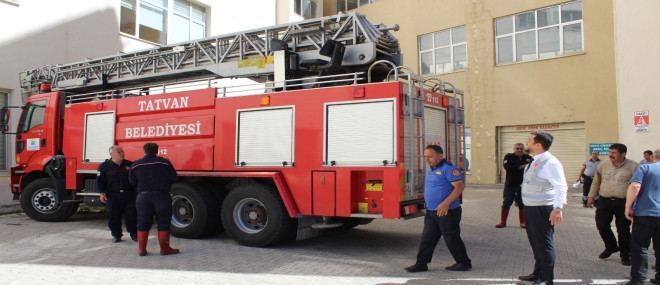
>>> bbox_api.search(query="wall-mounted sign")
[634,110,649,132]
[589,143,614,156]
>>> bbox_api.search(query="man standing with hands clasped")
[518,131,567,285]
[404,145,472,273]
[625,149,660,285]
[495,143,533,228]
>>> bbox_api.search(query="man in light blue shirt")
[626,149,660,285]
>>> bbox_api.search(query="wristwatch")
[554,207,563,211]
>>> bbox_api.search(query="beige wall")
[354,0,619,184]
[614,0,660,160]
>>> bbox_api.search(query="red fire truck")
[2,13,465,247]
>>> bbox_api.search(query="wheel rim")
[233,198,267,234]
[32,188,59,213]
[171,195,194,228]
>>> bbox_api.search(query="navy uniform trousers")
[106,191,137,238]
[524,205,556,282]
[415,207,471,266]
[136,191,173,231]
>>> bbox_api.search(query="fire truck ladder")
[425,78,466,180]
[19,12,401,98]
[369,62,427,200]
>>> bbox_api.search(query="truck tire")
[221,184,294,247]
[20,178,78,222]
[170,183,219,239]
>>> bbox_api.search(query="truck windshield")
[17,100,46,134]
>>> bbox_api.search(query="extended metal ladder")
[19,12,400,98]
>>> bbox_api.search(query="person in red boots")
[496,143,533,228]
[129,142,179,256]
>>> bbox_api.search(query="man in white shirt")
[517,130,568,285]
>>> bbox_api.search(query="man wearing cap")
[588,143,639,266]
[97,145,137,243]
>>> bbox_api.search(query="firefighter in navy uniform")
[97,145,137,243]
[129,142,179,256]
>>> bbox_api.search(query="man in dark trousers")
[404,144,472,273]
[518,130,567,285]
[496,142,532,228]
[129,142,179,256]
[97,145,137,243]
[625,149,660,285]
[588,143,639,266]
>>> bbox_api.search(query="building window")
[495,1,582,65]
[294,0,317,19]
[336,0,381,12]
[121,0,206,45]
[418,26,467,75]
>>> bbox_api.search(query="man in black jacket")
[495,143,533,228]
[129,142,179,256]
[97,145,137,243]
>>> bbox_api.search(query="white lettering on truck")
[125,121,202,138]
[137,96,190,111]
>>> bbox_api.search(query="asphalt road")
[0,180,640,285]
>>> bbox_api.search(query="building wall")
[614,0,660,160]
[354,0,620,184]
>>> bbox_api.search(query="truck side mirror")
[0,107,9,133]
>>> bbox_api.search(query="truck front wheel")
[221,184,294,247]
[20,178,78,222]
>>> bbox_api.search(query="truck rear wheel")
[221,184,294,247]
[170,183,219,239]
[20,178,78,222]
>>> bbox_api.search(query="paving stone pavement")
[0,181,645,285]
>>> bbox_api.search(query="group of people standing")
[405,130,660,285]
[96,142,180,256]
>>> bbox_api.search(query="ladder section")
[20,12,400,98]
[400,74,427,201]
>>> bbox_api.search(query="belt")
[601,196,625,200]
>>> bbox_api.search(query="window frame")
[336,0,381,13]
[120,0,207,45]
[494,0,583,65]
[418,26,468,76]
[294,0,318,19]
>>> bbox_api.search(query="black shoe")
[622,256,632,266]
[650,279,660,284]
[599,248,619,259]
[404,263,428,273]
[626,280,646,285]
[519,274,538,281]
[445,262,472,271]
[532,281,553,285]
[112,236,121,243]
[130,234,138,242]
